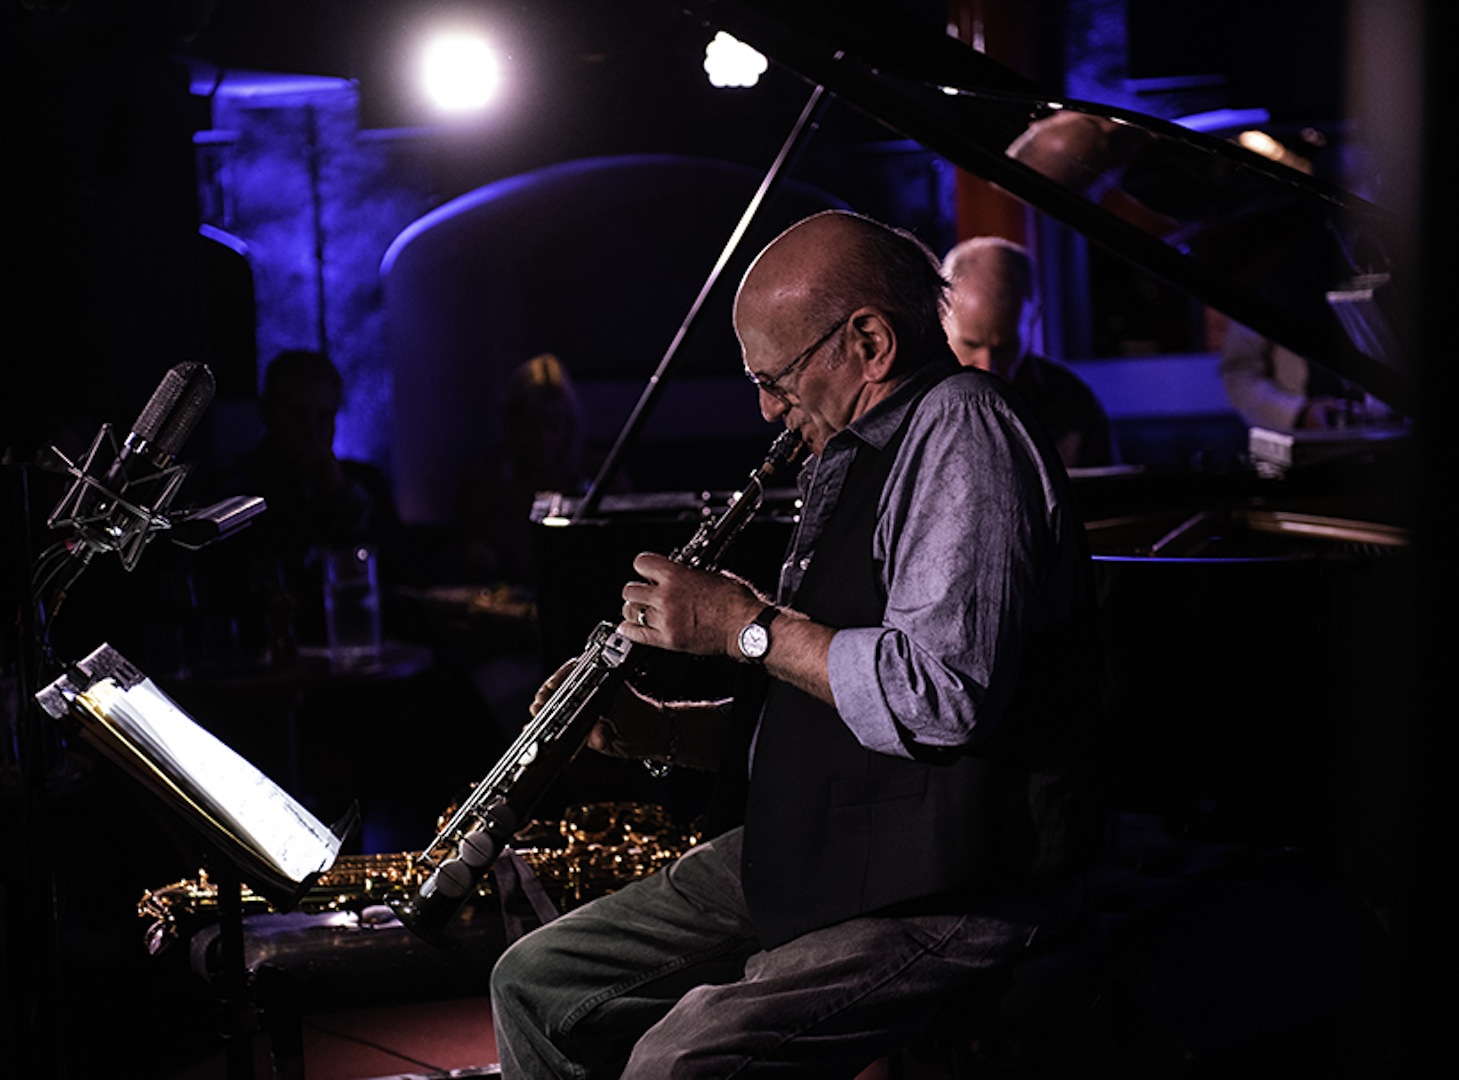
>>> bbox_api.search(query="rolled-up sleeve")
[827,379,1060,759]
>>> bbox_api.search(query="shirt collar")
[839,351,959,452]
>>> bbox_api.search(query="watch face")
[739,622,769,659]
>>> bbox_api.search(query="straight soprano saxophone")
[390,429,806,945]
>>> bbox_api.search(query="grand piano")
[529,2,1420,1067]
[533,0,1415,843]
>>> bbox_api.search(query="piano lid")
[678,0,1409,416]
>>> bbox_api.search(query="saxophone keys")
[484,797,519,837]
[459,826,499,868]
[429,858,476,899]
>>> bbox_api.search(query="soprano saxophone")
[389,429,806,944]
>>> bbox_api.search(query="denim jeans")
[490,827,1073,1079]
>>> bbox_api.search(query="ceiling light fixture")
[421,32,500,113]
[704,31,767,88]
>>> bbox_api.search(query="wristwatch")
[737,605,778,663]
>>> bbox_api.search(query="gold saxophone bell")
[138,802,700,951]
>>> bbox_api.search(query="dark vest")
[739,400,1074,949]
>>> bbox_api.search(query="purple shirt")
[778,357,1080,760]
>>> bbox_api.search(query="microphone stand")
[4,376,252,1077]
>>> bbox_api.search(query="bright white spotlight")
[421,32,500,113]
[704,31,767,88]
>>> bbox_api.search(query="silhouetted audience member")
[201,349,400,654]
[457,354,587,589]
[453,353,627,741]
[943,237,1118,468]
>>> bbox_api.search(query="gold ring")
[637,606,649,627]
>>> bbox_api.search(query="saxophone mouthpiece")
[769,429,807,472]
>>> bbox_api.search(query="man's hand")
[528,657,578,718]
[616,552,766,657]
[530,656,666,761]
[584,683,672,760]
[529,655,725,769]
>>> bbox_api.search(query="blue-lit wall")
[189,79,962,513]
[195,75,437,472]
[186,31,1253,502]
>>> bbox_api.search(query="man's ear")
[850,308,897,383]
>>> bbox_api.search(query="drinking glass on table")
[323,545,381,670]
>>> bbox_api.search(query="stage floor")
[160,995,500,1080]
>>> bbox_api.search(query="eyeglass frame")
[743,312,855,404]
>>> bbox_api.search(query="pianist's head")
[940,236,1039,382]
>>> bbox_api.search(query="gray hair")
[942,236,1037,306]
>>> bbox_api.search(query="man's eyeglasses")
[743,314,853,404]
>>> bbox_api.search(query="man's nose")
[759,386,789,423]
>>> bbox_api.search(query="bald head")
[733,211,949,454]
[735,210,948,363]
[941,236,1039,381]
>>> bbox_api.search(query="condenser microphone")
[46,362,217,570]
[104,361,216,486]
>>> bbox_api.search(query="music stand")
[34,643,354,1080]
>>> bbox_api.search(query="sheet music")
[74,676,340,885]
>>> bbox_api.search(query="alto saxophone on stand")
[389,430,806,945]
